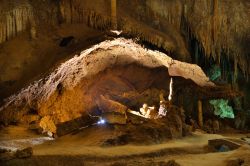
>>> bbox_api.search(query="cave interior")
[0,0,250,165]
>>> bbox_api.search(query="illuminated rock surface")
[0,0,249,104]
[0,1,249,165]
[0,38,213,131]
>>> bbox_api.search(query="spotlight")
[97,119,106,125]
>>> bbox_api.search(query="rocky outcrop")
[0,38,213,132]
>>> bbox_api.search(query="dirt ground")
[0,126,250,166]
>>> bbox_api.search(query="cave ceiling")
[0,0,249,101]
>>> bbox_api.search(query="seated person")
[140,103,155,118]
[140,103,148,116]
[157,101,167,118]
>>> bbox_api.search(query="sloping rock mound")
[0,38,213,133]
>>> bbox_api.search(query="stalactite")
[0,6,33,44]
[181,0,250,80]
[211,0,219,44]
[0,0,248,79]
[234,57,238,84]
[146,0,182,30]
[0,22,5,43]
[111,0,117,30]
[195,42,199,64]
[59,0,112,30]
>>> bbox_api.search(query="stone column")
[198,100,203,127]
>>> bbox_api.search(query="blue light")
[97,119,106,125]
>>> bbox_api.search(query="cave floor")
[1,126,250,166]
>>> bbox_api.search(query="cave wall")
[0,0,249,107]
[0,0,106,102]
[0,0,32,43]
[0,0,59,44]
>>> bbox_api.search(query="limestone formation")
[0,4,34,44]
[0,38,213,132]
[0,0,248,75]
[0,0,249,135]
[0,0,249,106]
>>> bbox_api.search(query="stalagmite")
[198,100,203,127]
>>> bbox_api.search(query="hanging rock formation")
[0,0,249,69]
[182,0,250,77]
[0,38,213,131]
[0,1,34,44]
[59,0,111,29]
[0,0,249,112]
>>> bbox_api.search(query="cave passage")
[83,63,171,116]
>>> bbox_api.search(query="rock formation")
[0,0,249,104]
[0,0,249,133]
[0,1,33,44]
[0,38,214,133]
